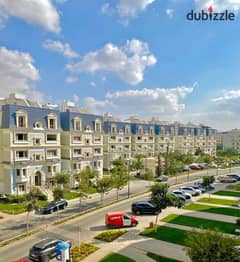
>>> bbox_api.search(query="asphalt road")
[0,167,238,261]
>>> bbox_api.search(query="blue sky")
[1,0,240,130]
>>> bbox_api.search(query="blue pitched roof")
[1,104,60,129]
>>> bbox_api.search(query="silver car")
[179,186,201,196]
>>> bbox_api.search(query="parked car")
[170,192,186,202]
[179,186,201,196]
[172,190,191,200]
[194,181,215,191]
[189,164,201,170]
[105,212,138,227]
[41,199,68,214]
[155,175,168,182]
[182,166,190,172]
[29,238,71,262]
[218,176,237,183]
[131,201,160,215]
[208,162,217,168]
[192,184,206,193]
[226,173,240,181]
[198,163,208,169]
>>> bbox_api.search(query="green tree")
[75,167,98,206]
[150,183,179,228]
[53,187,64,201]
[111,158,128,200]
[26,198,39,234]
[186,229,240,262]
[156,153,163,177]
[130,154,144,174]
[54,172,70,189]
[95,176,113,203]
[202,175,215,199]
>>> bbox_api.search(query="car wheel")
[50,209,53,214]
[136,210,141,215]
[132,222,137,227]
[154,210,159,215]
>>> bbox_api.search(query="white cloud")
[72,94,79,103]
[65,76,78,83]
[100,3,115,15]
[166,9,174,18]
[195,0,240,12]
[0,46,40,97]
[0,0,60,33]
[66,39,156,85]
[43,39,78,59]
[90,81,96,87]
[117,0,155,19]
[55,0,68,4]
[83,86,193,116]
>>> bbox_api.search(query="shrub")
[139,171,154,181]
[236,218,240,226]
[28,187,48,201]
[95,229,127,242]
[71,242,98,261]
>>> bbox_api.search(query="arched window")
[47,113,57,129]
[16,110,28,128]
[95,119,102,132]
[73,117,82,131]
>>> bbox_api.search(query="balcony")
[16,176,28,183]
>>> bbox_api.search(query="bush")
[28,187,48,201]
[53,187,64,201]
[3,194,28,203]
[236,218,240,225]
[95,229,127,242]
[139,171,154,181]
[71,242,98,261]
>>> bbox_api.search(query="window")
[52,166,56,172]
[74,117,82,131]
[110,136,116,140]
[73,136,81,142]
[124,136,129,140]
[18,116,27,128]
[125,125,130,134]
[161,127,165,135]
[137,136,142,140]
[16,151,28,159]
[35,154,41,161]
[137,126,143,135]
[111,125,117,133]
[47,134,57,141]
[73,149,81,156]
[16,133,28,141]
[94,136,101,142]
[16,169,21,176]
[34,138,41,145]
[85,139,90,145]
[47,150,57,157]
[48,166,51,172]
[111,145,116,149]
[18,184,25,192]
[94,148,101,154]
[33,121,42,129]
[95,120,101,132]
[22,169,27,176]
[150,127,154,135]
[85,125,92,132]
[48,114,57,129]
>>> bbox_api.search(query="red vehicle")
[105,212,138,228]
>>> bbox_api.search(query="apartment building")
[103,121,132,170]
[222,129,240,152]
[61,111,103,186]
[0,94,217,195]
[0,95,61,195]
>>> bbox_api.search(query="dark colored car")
[226,174,240,181]
[41,199,68,214]
[29,238,71,262]
[131,201,160,215]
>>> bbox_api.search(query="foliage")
[95,176,113,203]
[146,252,180,262]
[71,242,99,262]
[202,175,215,189]
[99,252,135,262]
[53,187,64,201]
[236,218,240,226]
[94,229,127,242]
[139,171,154,181]
[156,153,163,177]
[26,198,39,233]
[54,172,70,188]
[28,187,47,201]
[130,154,144,171]
[151,183,169,210]
[186,229,240,262]
[217,147,239,157]
[63,191,80,200]
[195,147,204,156]
[162,214,240,235]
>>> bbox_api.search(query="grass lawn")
[99,252,135,262]
[141,226,240,247]
[197,197,238,206]
[146,252,181,262]
[213,190,240,198]
[0,200,48,214]
[63,191,80,200]
[185,203,240,217]
[162,214,240,235]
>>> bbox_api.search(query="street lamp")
[127,159,131,198]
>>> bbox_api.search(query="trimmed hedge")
[95,229,127,242]
[71,242,98,261]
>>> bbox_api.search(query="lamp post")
[127,159,130,198]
